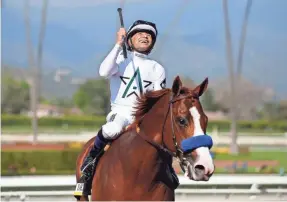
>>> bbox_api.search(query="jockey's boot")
[74,128,109,198]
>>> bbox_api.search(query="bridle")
[137,91,200,171]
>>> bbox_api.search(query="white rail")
[1,175,287,201]
[2,175,287,188]
[2,133,287,146]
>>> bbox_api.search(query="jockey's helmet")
[126,20,158,54]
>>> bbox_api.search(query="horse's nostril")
[194,164,205,175]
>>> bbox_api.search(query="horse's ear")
[172,76,182,96]
[193,77,208,97]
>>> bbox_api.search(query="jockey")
[77,20,167,186]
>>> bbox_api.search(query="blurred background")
[1,0,287,201]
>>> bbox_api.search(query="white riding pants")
[102,110,135,140]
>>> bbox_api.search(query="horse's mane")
[132,88,170,125]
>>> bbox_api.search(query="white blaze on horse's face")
[188,106,215,181]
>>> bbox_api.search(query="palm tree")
[24,0,49,143]
[222,0,253,154]
[222,0,238,154]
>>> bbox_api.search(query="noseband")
[137,91,213,172]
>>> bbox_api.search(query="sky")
[2,0,287,98]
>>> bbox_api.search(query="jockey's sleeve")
[99,44,122,78]
[153,63,167,90]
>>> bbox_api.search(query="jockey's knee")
[102,122,124,140]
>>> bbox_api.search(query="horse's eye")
[178,117,188,127]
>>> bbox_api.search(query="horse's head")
[134,75,215,181]
[165,76,215,181]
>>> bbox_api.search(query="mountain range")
[2,0,287,100]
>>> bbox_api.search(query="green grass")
[2,151,286,176]
[216,151,286,162]
[217,130,285,136]
[215,151,287,169]
[1,170,76,176]
[1,126,99,134]
[174,151,287,175]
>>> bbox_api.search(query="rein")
[137,92,203,171]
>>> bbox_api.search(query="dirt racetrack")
[1,142,68,151]
[2,142,279,170]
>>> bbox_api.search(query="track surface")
[2,142,281,170]
[2,142,67,151]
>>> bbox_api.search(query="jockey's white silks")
[99,44,166,139]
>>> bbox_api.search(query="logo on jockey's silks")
[120,68,152,98]
[160,78,166,89]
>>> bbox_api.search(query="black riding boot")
[81,128,109,181]
[79,147,98,182]
[74,128,109,198]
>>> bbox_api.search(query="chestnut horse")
[75,76,215,201]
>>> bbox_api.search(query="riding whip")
[117,8,127,59]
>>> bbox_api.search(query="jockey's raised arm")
[99,28,126,78]
[98,44,122,78]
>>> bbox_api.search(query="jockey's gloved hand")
[116,28,126,47]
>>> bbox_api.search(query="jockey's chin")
[134,42,152,53]
[183,147,215,181]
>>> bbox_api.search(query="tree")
[278,101,287,120]
[73,78,110,116]
[201,89,222,112]
[223,0,239,154]
[1,76,30,114]
[181,76,222,112]
[212,77,274,120]
[24,0,49,143]
[181,76,196,89]
[51,98,74,108]
[257,100,287,121]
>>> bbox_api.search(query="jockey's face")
[129,31,153,53]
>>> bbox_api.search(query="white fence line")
[2,188,287,197]
[1,175,287,200]
[2,134,287,146]
[1,175,287,188]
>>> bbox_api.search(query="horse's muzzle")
[183,147,215,181]
[192,164,214,181]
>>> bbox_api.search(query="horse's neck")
[101,93,173,191]
[127,92,173,176]
[139,92,170,143]
[118,93,172,179]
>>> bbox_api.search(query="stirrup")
[74,175,92,199]
[73,182,85,199]
[74,145,108,200]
